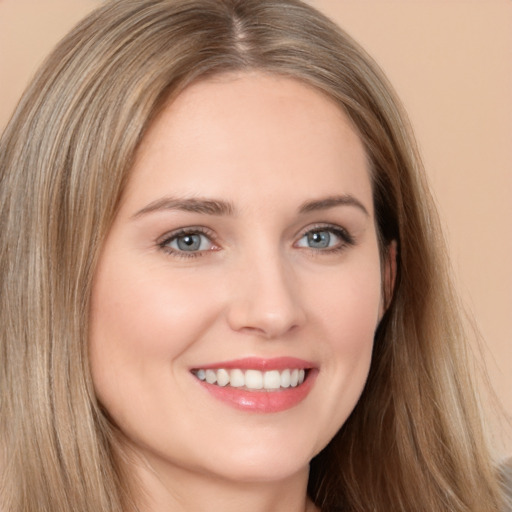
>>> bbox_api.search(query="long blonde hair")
[0,0,506,510]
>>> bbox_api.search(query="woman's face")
[90,72,386,486]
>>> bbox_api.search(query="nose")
[226,254,306,339]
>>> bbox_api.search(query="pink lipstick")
[191,357,317,413]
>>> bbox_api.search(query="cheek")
[311,256,383,342]
[337,278,382,348]
[88,258,219,406]
[92,258,214,343]
[304,257,382,431]
[334,270,382,377]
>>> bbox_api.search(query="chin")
[193,433,320,484]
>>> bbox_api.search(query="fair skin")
[89,72,388,512]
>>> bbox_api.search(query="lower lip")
[196,370,317,413]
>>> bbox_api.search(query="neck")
[129,452,319,512]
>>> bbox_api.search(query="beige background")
[1,0,511,456]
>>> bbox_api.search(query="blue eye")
[305,230,333,249]
[160,230,215,254]
[296,227,352,251]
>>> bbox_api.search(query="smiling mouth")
[192,368,308,391]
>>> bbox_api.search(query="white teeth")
[230,369,245,387]
[263,370,281,390]
[205,369,217,384]
[280,369,291,388]
[245,369,263,390]
[216,369,230,387]
[193,368,308,390]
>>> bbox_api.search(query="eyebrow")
[132,196,235,218]
[132,193,369,219]
[299,195,369,216]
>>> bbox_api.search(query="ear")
[381,240,397,316]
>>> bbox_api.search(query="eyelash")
[157,224,355,259]
[157,227,218,259]
[295,224,355,254]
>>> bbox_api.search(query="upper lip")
[191,356,315,371]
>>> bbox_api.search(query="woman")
[0,0,507,510]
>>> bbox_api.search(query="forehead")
[125,71,372,214]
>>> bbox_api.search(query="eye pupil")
[177,234,201,251]
[308,231,330,248]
